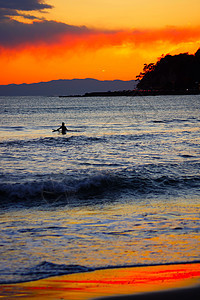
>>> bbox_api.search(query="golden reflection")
[1,263,200,300]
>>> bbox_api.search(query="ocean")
[0,95,199,284]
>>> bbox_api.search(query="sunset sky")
[0,0,200,84]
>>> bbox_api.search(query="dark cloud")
[0,0,52,11]
[0,1,91,49]
[18,13,45,20]
[0,0,52,20]
[0,19,90,48]
[0,8,45,21]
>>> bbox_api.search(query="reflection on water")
[0,197,199,283]
[0,95,199,283]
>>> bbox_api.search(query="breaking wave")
[1,260,200,284]
[1,170,200,207]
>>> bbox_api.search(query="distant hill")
[0,78,137,96]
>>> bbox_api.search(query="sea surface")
[0,95,200,284]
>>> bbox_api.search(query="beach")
[0,263,200,299]
[1,1,200,299]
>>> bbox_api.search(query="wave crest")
[1,171,200,207]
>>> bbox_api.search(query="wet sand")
[0,263,200,300]
[95,285,200,299]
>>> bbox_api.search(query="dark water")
[0,95,200,283]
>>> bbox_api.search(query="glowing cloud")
[1,18,200,51]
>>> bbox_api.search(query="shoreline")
[0,262,200,300]
[59,89,200,97]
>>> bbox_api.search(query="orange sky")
[0,0,200,84]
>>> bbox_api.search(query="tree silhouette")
[137,49,200,92]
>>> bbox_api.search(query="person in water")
[54,122,68,134]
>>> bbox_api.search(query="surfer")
[53,122,68,134]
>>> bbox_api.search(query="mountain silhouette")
[0,78,136,96]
